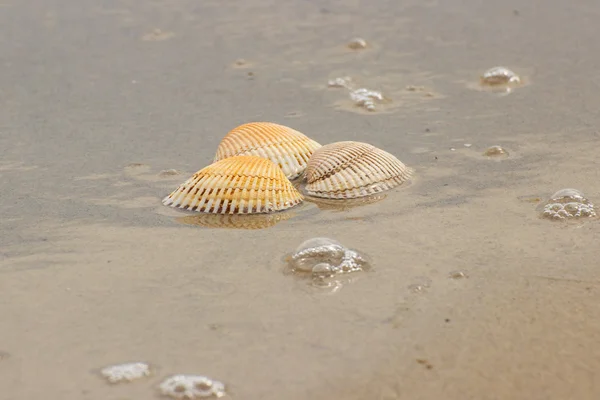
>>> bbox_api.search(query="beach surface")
[1,0,599,399]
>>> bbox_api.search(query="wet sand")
[1,0,600,399]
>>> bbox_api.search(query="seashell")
[304,141,413,199]
[214,122,322,180]
[162,155,303,214]
[176,212,292,230]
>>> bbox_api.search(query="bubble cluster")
[349,88,387,111]
[288,237,371,277]
[327,76,389,111]
[159,375,226,399]
[540,189,596,221]
[100,362,151,383]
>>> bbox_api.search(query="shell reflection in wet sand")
[162,156,303,214]
[159,374,226,399]
[176,212,292,230]
[304,141,413,199]
[306,193,387,212]
[285,237,371,291]
[538,188,596,221]
[214,122,322,180]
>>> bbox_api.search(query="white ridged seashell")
[162,155,304,214]
[214,122,322,180]
[304,141,413,199]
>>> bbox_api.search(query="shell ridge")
[306,142,374,182]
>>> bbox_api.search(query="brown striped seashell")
[163,155,304,214]
[304,141,413,199]
[214,122,322,180]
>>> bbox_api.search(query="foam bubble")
[159,374,226,399]
[349,88,387,111]
[480,66,521,86]
[289,237,370,276]
[540,189,596,220]
[100,362,151,383]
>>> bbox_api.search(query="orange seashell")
[214,122,322,180]
[163,155,304,214]
[304,141,413,199]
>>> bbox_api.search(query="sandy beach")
[1,0,600,399]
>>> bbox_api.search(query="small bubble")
[408,277,431,293]
[312,262,334,275]
[483,145,509,158]
[480,66,521,86]
[408,284,427,293]
[464,143,472,148]
[159,375,226,399]
[449,270,468,279]
[347,38,367,50]
[234,58,246,66]
[100,362,151,384]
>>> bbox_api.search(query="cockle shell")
[214,122,322,180]
[304,141,413,199]
[162,155,304,214]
